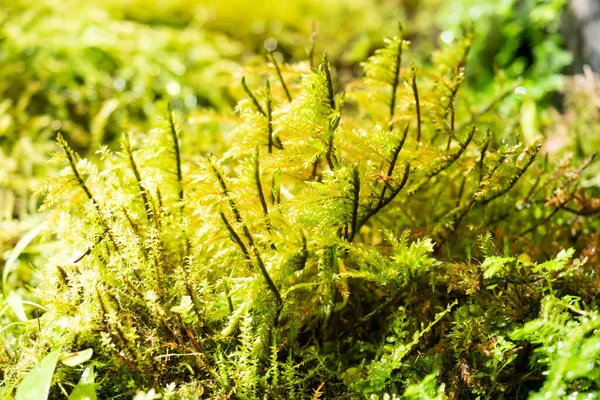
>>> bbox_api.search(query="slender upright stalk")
[57,133,98,209]
[348,165,361,242]
[410,62,421,142]
[123,132,152,221]
[266,80,274,153]
[322,52,335,110]
[167,103,184,212]
[389,38,403,130]
[241,77,267,116]
[254,147,269,217]
[379,123,409,206]
[268,51,292,102]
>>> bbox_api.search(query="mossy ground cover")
[1,1,599,399]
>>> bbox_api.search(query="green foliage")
[403,373,447,400]
[68,366,97,400]
[0,0,238,150]
[512,295,600,399]
[0,4,599,400]
[434,0,571,101]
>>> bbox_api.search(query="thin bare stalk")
[254,147,269,217]
[219,211,251,263]
[241,76,267,116]
[410,62,421,142]
[322,52,335,110]
[57,133,98,209]
[123,132,152,221]
[379,123,409,206]
[167,103,184,213]
[357,162,411,235]
[389,36,403,130]
[268,51,292,102]
[266,80,274,153]
[348,165,361,242]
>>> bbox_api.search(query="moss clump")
[1,23,599,400]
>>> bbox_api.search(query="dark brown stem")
[482,144,541,205]
[95,284,138,371]
[223,280,234,314]
[123,132,152,221]
[389,37,403,130]
[325,129,337,171]
[411,62,421,142]
[254,147,269,217]
[422,125,476,183]
[322,52,335,110]
[446,100,455,151]
[268,51,292,102]
[310,158,320,181]
[72,233,104,264]
[520,194,573,236]
[209,158,282,318]
[266,80,274,153]
[167,103,184,213]
[379,123,409,206]
[348,165,361,242]
[520,154,547,206]
[250,243,283,323]
[241,76,266,116]
[208,158,244,224]
[456,175,467,207]
[220,211,251,263]
[57,133,98,209]
[357,162,410,235]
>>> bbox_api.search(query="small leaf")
[60,348,93,367]
[15,348,61,400]
[68,366,97,400]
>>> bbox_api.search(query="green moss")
[0,24,598,399]
[0,0,599,397]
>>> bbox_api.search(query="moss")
[0,6,599,400]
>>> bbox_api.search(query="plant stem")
[268,51,292,102]
[411,62,421,142]
[241,76,266,116]
[167,103,184,213]
[348,164,361,242]
[389,37,403,130]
